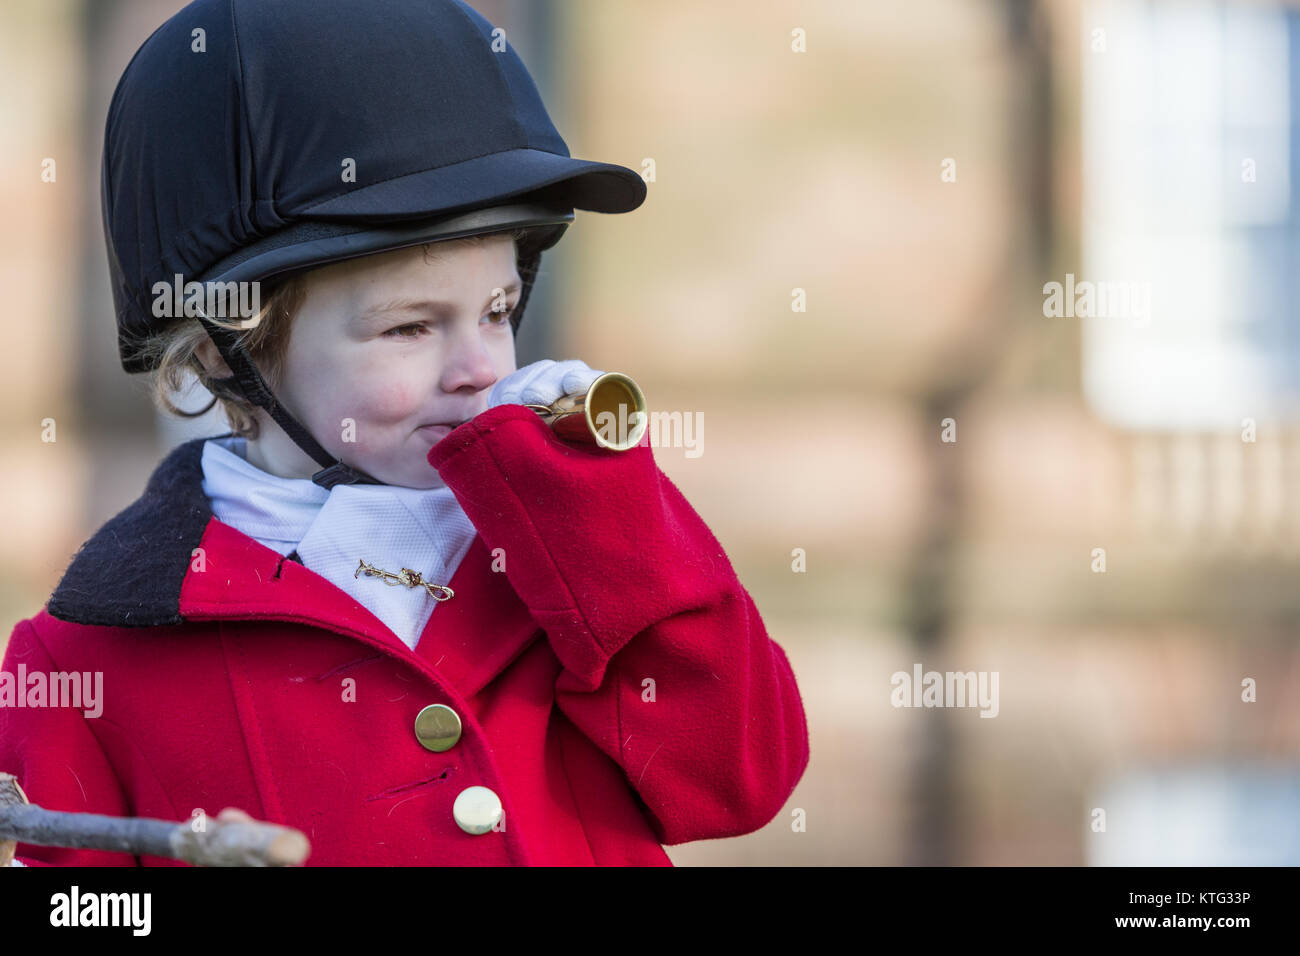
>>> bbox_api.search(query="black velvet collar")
[47,432,231,627]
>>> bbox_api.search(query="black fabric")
[46,437,218,628]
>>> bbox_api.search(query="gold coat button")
[453,786,503,835]
[414,704,462,752]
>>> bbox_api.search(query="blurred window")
[1081,0,1297,429]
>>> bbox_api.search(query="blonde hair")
[139,228,540,440]
[139,276,306,440]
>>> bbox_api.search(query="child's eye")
[383,323,427,339]
[383,308,514,338]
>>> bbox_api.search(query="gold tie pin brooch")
[354,559,455,602]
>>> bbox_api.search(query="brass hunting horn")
[523,371,648,451]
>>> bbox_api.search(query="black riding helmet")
[102,0,646,488]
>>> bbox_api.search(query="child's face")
[242,235,520,488]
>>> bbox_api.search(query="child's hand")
[489,359,604,411]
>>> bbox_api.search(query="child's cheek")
[349,372,423,425]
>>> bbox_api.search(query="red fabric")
[0,403,809,865]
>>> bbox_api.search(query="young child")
[0,0,809,866]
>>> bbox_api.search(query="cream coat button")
[414,704,462,752]
[453,786,503,835]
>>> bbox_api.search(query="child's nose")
[441,342,499,394]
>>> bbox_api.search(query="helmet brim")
[298,147,646,219]
[196,201,576,288]
[193,139,652,287]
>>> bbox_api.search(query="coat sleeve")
[0,616,138,866]
[429,403,810,845]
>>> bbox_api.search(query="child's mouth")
[416,423,455,442]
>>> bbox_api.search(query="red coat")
[0,403,809,865]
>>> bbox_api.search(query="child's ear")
[195,336,235,378]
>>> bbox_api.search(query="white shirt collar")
[200,435,477,651]
[201,435,329,555]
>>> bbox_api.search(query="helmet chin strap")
[199,317,382,489]
[197,246,545,491]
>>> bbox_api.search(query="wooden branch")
[0,773,309,866]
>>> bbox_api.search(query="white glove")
[488,359,604,410]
